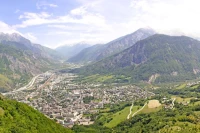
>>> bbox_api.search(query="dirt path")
[127,102,134,119]
[132,103,147,117]
[171,98,176,109]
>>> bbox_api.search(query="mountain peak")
[0,32,31,44]
[134,27,156,34]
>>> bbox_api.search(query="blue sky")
[0,0,200,48]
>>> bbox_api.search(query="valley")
[1,1,200,132]
[4,69,154,128]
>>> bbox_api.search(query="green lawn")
[104,105,141,128]
[104,106,131,128]
[130,106,141,116]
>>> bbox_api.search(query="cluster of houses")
[6,71,154,127]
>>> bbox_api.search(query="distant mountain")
[55,42,91,59]
[0,94,72,133]
[77,34,200,83]
[68,28,156,63]
[67,44,104,63]
[0,33,62,92]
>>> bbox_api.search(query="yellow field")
[148,100,161,108]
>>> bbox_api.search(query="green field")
[130,106,141,116]
[171,96,192,103]
[104,106,130,128]
[175,83,186,90]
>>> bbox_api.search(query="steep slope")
[78,34,200,83]
[67,44,104,63]
[68,28,155,63]
[0,95,73,133]
[55,42,91,59]
[0,33,62,92]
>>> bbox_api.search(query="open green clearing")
[171,96,192,103]
[104,106,130,128]
[175,83,186,90]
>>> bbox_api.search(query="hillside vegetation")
[77,34,200,83]
[0,95,73,133]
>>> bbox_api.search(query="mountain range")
[0,33,62,92]
[55,42,91,59]
[76,34,200,83]
[68,28,156,63]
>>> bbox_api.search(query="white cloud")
[14,7,107,29]
[10,0,200,48]
[128,0,200,36]
[46,31,71,35]
[70,6,87,15]
[14,9,20,14]
[36,1,58,9]
[49,4,58,8]
[24,33,37,42]
[0,21,20,34]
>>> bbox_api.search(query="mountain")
[68,28,156,63]
[0,94,72,133]
[55,42,91,59]
[67,44,104,63]
[0,33,62,92]
[77,34,200,83]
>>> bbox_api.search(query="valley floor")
[4,70,154,128]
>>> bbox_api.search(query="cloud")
[11,0,200,48]
[0,21,20,34]
[70,6,87,15]
[24,33,37,42]
[36,1,58,9]
[14,9,20,14]
[128,0,200,36]
[14,6,107,29]
[46,31,71,35]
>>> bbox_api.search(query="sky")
[0,0,200,48]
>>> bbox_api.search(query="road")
[131,103,147,117]
[2,74,40,95]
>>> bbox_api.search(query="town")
[5,71,154,127]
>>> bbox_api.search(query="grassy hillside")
[0,95,73,133]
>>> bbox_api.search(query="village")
[5,71,154,127]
